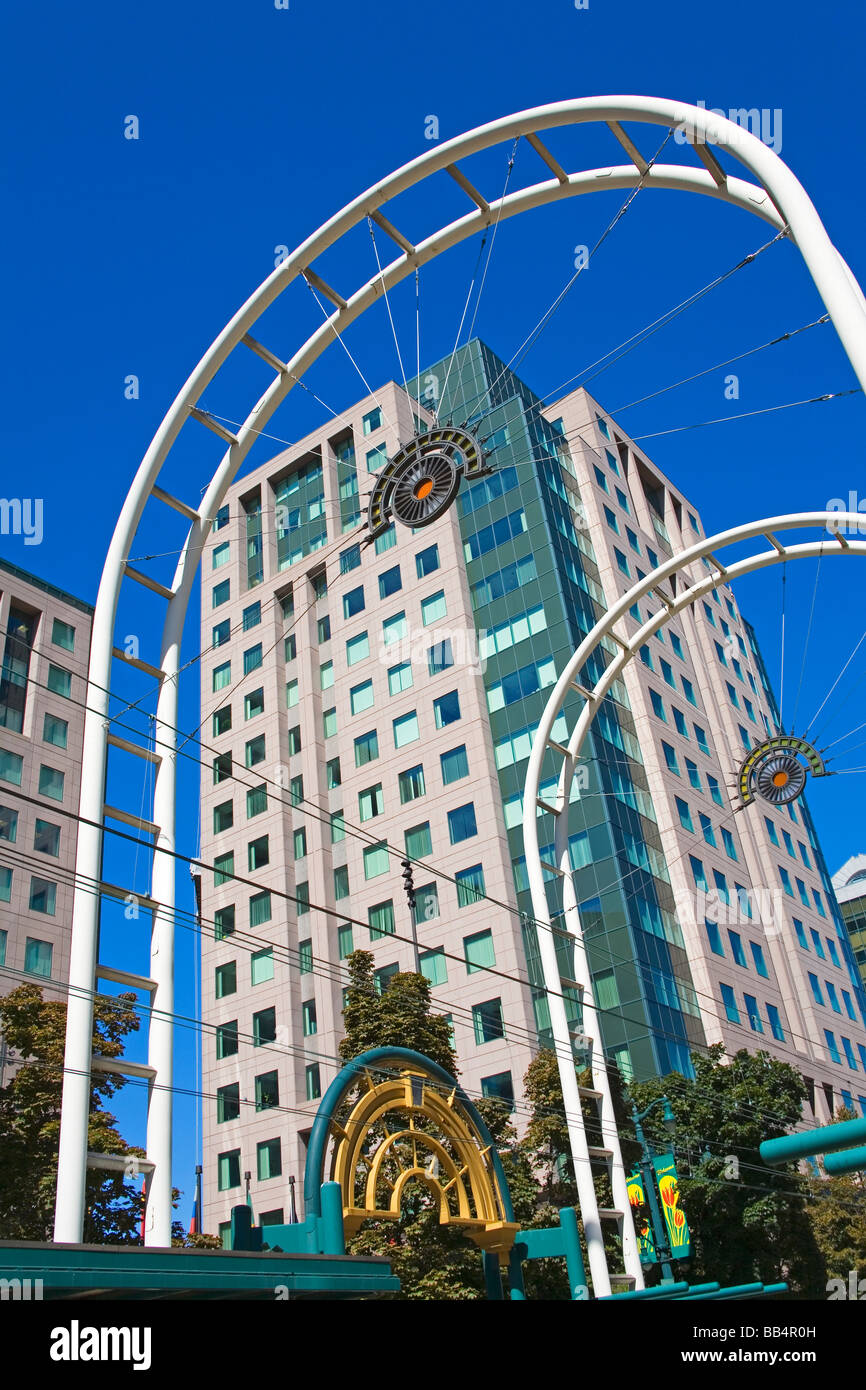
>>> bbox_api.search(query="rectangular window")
[246,783,267,818]
[33,819,60,857]
[675,797,693,832]
[248,836,269,871]
[246,733,266,766]
[434,691,461,729]
[346,631,369,666]
[330,809,346,843]
[404,821,432,858]
[213,619,230,648]
[415,544,439,578]
[465,929,495,974]
[257,1138,282,1181]
[448,803,477,844]
[293,827,307,860]
[398,763,425,803]
[43,712,68,748]
[379,565,402,599]
[340,543,362,574]
[213,705,232,737]
[382,611,407,647]
[0,805,17,842]
[393,711,419,747]
[694,725,711,756]
[420,947,447,986]
[721,983,740,1024]
[363,842,389,879]
[388,660,413,695]
[441,745,469,784]
[421,591,447,625]
[214,905,235,940]
[212,541,230,570]
[217,1083,240,1123]
[343,586,365,619]
[705,919,724,956]
[808,972,824,1005]
[216,1020,238,1059]
[28,876,57,914]
[51,617,75,651]
[699,814,716,847]
[338,923,354,958]
[473,998,505,1045]
[368,899,395,939]
[414,883,439,923]
[212,579,230,608]
[0,750,23,786]
[298,938,313,974]
[306,1064,321,1101]
[250,890,271,929]
[350,680,374,715]
[824,1030,842,1065]
[661,742,680,776]
[302,999,317,1036]
[728,931,747,967]
[744,993,763,1032]
[251,947,274,985]
[317,615,331,643]
[288,724,302,754]
[215,962,237,999]
[359,783,385,822]
[455,864,485,907]
[243,644,263,675]
[750,941,769,977]
[766,1004,785,1041]
[296,881,310,915]
[326,757,341,789]
[244,688,265,720]
[213,800,234,833]
[354,729,379,766]
[255,1070,279,1111]
[212,661,231,692]
[334,866,350,900]
[242,601,261,631]
[218,1150,241,1191]
[213,850,235,887]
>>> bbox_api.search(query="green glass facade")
[409,341,705,1080]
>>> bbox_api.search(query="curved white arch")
[55,97,866,1251]
[522,513,866,1295]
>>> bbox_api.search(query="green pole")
[319,1181,346,1255]
[631,1101,675,1284]
[559,1207,588,1299]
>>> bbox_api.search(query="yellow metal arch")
[331,1067,519,1259]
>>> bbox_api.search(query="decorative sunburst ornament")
[366,425,491,536]
[737,735,827,807]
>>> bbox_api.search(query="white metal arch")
[522,514,866,1295]
[55,97,866,1251]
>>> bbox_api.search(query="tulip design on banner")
[626,1170,656,1265]
[653,1154,691,1259]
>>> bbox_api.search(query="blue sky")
[3,0,866,1222]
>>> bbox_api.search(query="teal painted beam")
[682,1281,788,1301]
[823,1144,866,1175]
[601,1281,692,1300]
[760,1115,866,1165]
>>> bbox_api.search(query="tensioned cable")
[624,388,862,443]
[608,316,829,417]
[436,138,521,424]
[791,550,824,735]
[779,560,788,732]
[476,132,676,419]
[303,275,400,439]
[804,624,866,740]
[368,215,410,401]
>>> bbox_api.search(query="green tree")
[338,952,486,1298]
[807,1107,866,1287]
[629,1044,826,1294]
[0,984,145,1242]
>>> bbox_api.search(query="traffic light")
[400,858,416,913]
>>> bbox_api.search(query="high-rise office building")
[0,560,93,1080]
[832,854,866,996]
[198,341,866,1240]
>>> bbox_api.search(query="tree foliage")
[0,984,145,1242]
[630,1044,827,1294]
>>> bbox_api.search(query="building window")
[421,591,447,625]
[359,783,385,822]
[299,939,313,974]
[464,929,495,974]
[293,827,307,860]
[415,544,439,578]
[346,632,369,666]
[257,1138,282,1181]
[398,763,425,803]
[326,757,342,788]
[354,729,379,766]
[213,619,231,648]
[317,615,331,643]
[404,822,432,858]
[215,962,237,999]
[248,836,269,871]
[393,711,419,748]
[427,639,454,676]
[38,765,65,801]
[675,797,693,832]
[244,688,265,720]
[419,947,447,986]
[338,923,354,958]
[350,681,374,715]
[368,900,395,939]
[306,1064,321,1101]
[473,998,505,1045]
[375,523,397,554]
[340,542,362,574]
[24,937,53,976]
[721,983,740,1024]
[51,617,75,651]
[414,883,439,923]
[29,878,57,915]
[343,586,365,619]
[480,1072,514,1107]
[296,881,310,915]
[251,947,274,985]
[216,1021,239,1059]
[250,890,271,930]
[388,661,413,695]
[705,920,724,956]
[334,866,350,899]
[440,745,468,784]
[213,580,230,608]
[287,724,302,756]
[382,611,407,647]
[255,1071,279,1111]
[43,713,68,749]
[0,805,17,842]
[363,843,389,880]
[379,565,402,599]
[0,750,24,785]
[366,443,388,472]
[213,800,234,833]
[448,803,477,844]
[218,1150,241,1191]
[330,810,346,843]
[750,942,769,977]
[214,906,235,940]
[213,705,232,737]
[434,691,461,729]
[217,1083,240,1124]
[455,864,485,907]
[246,783,267,819]
[766,1004,785,1041]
